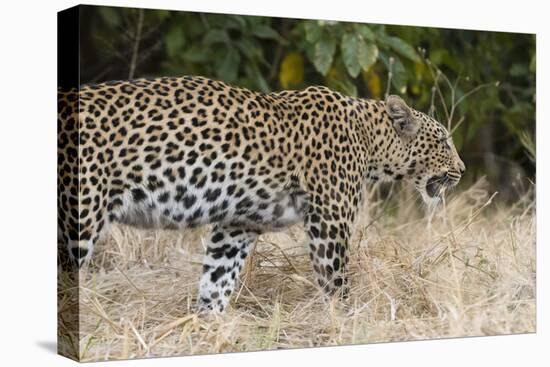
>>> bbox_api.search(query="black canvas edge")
[57,4,81,362]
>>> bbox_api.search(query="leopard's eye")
[438,136,451,150]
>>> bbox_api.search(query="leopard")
[57,75,465,313]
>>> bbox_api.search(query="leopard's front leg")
[304,202,354,298]
[197,225,259,313]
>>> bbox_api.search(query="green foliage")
[80,6,535,183]
[296,21,419,96]
[312,31,336,76]
[341,33,362,77]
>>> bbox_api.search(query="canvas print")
[57,5,536,362]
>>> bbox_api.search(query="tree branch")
[128,9,144,80]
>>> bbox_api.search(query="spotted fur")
[57,76,465,312]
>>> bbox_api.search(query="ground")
[57,179,535,361]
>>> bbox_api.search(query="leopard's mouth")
[426,174,450,198]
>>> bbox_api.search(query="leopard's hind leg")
[198,225,259,313]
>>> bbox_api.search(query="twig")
[261,240,301,274]
[128,9,144,80]
[385,57,394,98]
[454,81,500,107]
[452,253,496,280]
[128,318,149,353]
[424,58,450,124]
[268,20,291,83]
[424,55,499,136]
[449,116,465,137]
[439,70,456,131]
[413,191,499,270]
[429,86,437,118]
[361,182,395,233]
[116,266,147,297]
[155,314,197,337]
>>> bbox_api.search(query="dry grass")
[57,178,535,361]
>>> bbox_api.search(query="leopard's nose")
[457,159,466,176]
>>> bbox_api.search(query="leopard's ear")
[385,95,420,137]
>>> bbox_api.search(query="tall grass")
[57,178,535,361]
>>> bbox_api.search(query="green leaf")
[255,71,270,93]
[165,26,185,59]
[373,28,391,49]
[251,24,282,41]
[203,29,230,45]
[380,52,408,94]
[386,36,419,62]
[390,57,408,94]
[305,21,322,43]
[227,15,247,30]
[245,63,270,92]
[244,15,265,27]
[326,70,357,97]
[313,34,336,76]
[182,14,207,38]
[182,44,210,63]
[236,38,266,65]
[510,63,528,77]
[341,33,361,78]
[304,41,316,66]
[216,48,241,82]
[357,41,379,72]
[356,24,376,41]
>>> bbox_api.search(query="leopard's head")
[385,95,466,204]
